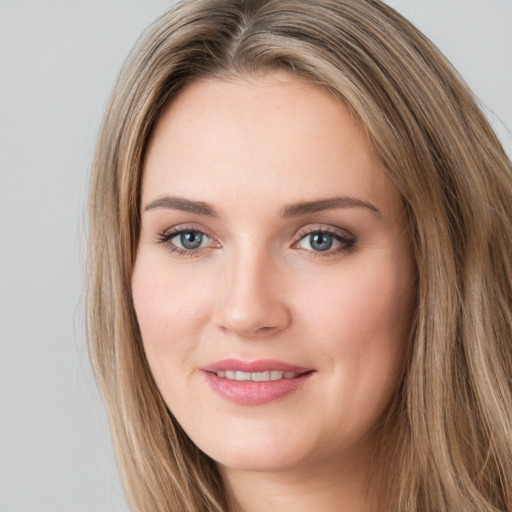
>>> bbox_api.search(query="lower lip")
[202,371,313,405]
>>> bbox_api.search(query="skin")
[132,73,417,512]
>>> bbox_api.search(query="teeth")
[252,371,270,382]
[216,370,299,381]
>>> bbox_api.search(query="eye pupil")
[310,233,333,251]
[180,232,203,249]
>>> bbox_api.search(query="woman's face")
[132,74,416,475]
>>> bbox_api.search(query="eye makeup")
[154,224,219,257]
[292,224,356,257]
[154,222,356,258]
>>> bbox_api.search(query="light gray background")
[0,1,510,511]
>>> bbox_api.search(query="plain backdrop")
[0,1,510,511]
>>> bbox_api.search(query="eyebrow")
[143,194,380,217]
[281,196,380,217]
[144,196,218,217]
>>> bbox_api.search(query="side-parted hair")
[87,1,512,510]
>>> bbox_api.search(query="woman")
[87,0,512,511]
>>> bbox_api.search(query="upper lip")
[201,358,313,374]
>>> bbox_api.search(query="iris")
[181,232,203,249]
[309,233,333,252]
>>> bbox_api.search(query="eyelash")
[154,225,216,257]
[293,226,356,257]
[155,225,356,258]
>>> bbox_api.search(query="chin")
[189,422,326,474]
[212,446,309,473]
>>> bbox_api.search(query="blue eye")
[309,233,334,251]
[170,230,211,251]
[177,231,204,250]
[297,230,355,254]
[156,228,215,255]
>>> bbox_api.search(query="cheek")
[131,254,213,374]
[297,251,415,399]
[303,261,413,343]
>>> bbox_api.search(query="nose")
[212,248,291,339]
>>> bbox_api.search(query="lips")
[202,358,311,373]
[201,359,314,405]
[216,369,300,381]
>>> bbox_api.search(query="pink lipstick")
[201,359,314,405]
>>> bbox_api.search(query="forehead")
[142,74,400,214]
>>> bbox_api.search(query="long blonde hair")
[87,1,512,510]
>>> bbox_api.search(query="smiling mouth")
[215,370,302,381]
[202,359,314,404]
